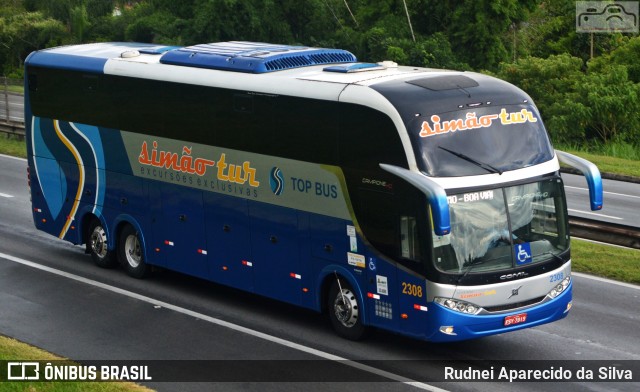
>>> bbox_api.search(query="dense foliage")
[1,0,638,146]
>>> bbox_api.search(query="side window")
[400,216,420,260]
[357,184,426,271]
[357,189,398,259]
[396,185,429,274]
[338,104,408,171]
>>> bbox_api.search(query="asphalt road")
[562,172,640,227]
[0,93,24,123]
[0,154,639,392]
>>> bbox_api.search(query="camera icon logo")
[576,1,639,33]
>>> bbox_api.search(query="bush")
[496,54,587,144]
[495,54,640,146]
[580,65,640,143]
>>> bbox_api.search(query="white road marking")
[565,185,640,200]
[567,208,623,220]
[0,251,446,391]
[0,192,14,198]
[0,153,26,162]
[573,272,640,291]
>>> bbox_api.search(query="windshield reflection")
[414,105,554,177]
[433,179,568,273]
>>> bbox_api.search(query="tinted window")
[27,68,339,163]
[411,105,554,177]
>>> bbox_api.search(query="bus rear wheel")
[88,220,117,268]
[118,225,149,279]
[327,278,367,340]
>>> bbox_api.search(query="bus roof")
[26,41,456,88]
[25,42,178,73]
[160,41,357,73]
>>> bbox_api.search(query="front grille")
[483,296,546,313]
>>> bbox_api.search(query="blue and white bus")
[24,41,603,342]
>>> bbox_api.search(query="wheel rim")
[124,233,142,268]
[333,288,359,328]
[90,226,108,259]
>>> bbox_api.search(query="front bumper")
[424,281,572,342]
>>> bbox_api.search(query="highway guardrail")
[570,216,640,249]
[0,120,25,139]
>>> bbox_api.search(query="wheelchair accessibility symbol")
[515,243,532,265]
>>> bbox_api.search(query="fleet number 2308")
[401,282,423,298]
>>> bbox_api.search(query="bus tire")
[118,224,149,279]
[88,220,117,268]
[327,278,367,340]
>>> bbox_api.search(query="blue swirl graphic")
[269,167,285,196]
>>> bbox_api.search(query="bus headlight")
[434,297,482,315]
[547,276,571,299]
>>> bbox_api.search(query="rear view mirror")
[555,150,603,211]
[380,164,451,236]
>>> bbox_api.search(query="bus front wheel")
[88,220,117,268]
[327,278,367,340]
[118,225,149,279]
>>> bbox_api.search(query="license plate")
[504,313,527,326]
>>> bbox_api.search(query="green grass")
[556,142,640,178]
[0,336,154,391]
[6,85,24,94]
[555,141,640,161]
[571,239,640,284]
[560,149,640,178]
[0,135,27,158]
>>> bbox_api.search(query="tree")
[496,53,640,145]
[590,36,640,83]
[496,54,589,143]
[411,32,469,70]
[70,3,90,42]
[517,0,627,62]
[413,0,537,70]
[580,65,640,143]
[0,11,67,76]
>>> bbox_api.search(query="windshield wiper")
[456,258,487,284]
[456,252,514,284]
[438,146,503,175]
[538,251,565,263]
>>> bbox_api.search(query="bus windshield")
[432,178,568,274]
[413,105,554,177]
